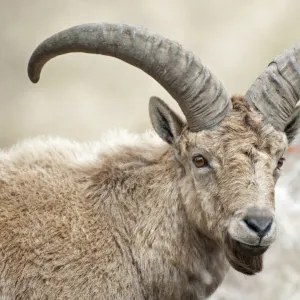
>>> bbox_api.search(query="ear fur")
[149,96,184,145]
[284,105,300,145]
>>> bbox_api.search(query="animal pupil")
[193,155,208,168]
[277,157,285,169]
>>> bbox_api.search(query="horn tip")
[29,76,40,84]
[27,65,40,83]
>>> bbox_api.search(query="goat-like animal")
[1,23,300,300]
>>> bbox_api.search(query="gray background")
[1,0,300,146]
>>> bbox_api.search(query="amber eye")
[193,155,208,168]
[276,157,285,170]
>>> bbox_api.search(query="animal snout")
[244,207,273,238]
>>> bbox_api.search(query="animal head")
[28,23,300,275]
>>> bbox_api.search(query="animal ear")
[149,96,184,144]
[284,105,300,145]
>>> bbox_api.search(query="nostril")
[244,217,273,237]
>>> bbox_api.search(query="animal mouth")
[224,233,268,275]
[230,238,269,256]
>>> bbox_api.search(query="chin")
[224,233,270,275]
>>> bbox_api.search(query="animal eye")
[192,155,208,168]
[276,157,285,170]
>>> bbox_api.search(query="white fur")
[0,129,165,165]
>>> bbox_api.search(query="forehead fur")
[183,96,287,157]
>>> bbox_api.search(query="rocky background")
[1,0,300,299]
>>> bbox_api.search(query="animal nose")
[244,207,273,238]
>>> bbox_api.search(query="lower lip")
[236,241,264,249]
[232,239,269,256]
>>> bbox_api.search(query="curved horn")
[245,43,300,131]
[28,23,231,131]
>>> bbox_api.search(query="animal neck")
[129,152,230,299]
[84,143,229,299]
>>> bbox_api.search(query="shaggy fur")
[211,145,300,300]
[0,97,292,299]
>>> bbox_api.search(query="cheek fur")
[192,166,216,184]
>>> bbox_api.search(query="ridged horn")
[245,43,300,131]
[28,23,231,131]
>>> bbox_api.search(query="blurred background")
[1,0,300,299]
